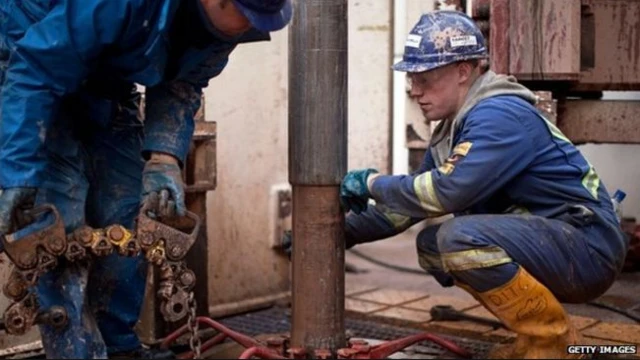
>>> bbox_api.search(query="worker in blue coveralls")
[338,11,628,359]
[0,0,292,358]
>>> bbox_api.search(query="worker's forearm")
[142,82,201,166]
[345,204,420,248]
[368,173,447,218]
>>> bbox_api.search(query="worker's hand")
[0,188,38,238]
[340,169,379,214]
[141,153,186,218]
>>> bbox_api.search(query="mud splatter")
[430,27,463,51]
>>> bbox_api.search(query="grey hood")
[430,70,538,167]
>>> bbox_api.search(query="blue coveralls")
[0,0,270,357]
[346,94,628,303]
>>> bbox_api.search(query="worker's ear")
[456,61,476,85]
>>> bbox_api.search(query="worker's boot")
[456,267,584,359]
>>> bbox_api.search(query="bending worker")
[339,11,628,359]
[0,0,292,358]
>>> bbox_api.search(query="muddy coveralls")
[0,0,290,358]
[342,11,628,359]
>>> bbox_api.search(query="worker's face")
[407,62,476,121]
[201,0,252,36]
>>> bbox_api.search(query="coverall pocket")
[553,204,595,228]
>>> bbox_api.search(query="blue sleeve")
[345,203,417,248]
[142,55,231,165]
[0,0,136,188]
[343,148,436,247]
[369,101,536,218]
[416,148,436,173]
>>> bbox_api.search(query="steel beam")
[575,0,640,91]
[558,100,640,144]
[508,0,582,81]
[480,0,640,90]
[488,0,510,75]
[288,0,348,354]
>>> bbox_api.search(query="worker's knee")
[416,224,445,271]
[436,217,488,254]
[416,224,455,287]
[416,224,441,254]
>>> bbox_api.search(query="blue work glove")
[141,154,186,218]
[0,188,37,249]
[340,169,379,214]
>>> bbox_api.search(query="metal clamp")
[1,204,201,335]
[137,210,200,262]
[1,204,67,270]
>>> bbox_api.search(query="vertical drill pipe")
[290,188,346,351]
[288,0,348,354]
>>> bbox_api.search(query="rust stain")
[577,0,640,89]
[631,5,640,67]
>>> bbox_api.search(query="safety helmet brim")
[392,54,488,73]
[232,0,293,32]
[392,61,440,73]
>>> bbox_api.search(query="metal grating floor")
[0,306,494,359]
[217,306,493,359]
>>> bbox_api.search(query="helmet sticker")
[405,34,423,48]
[450,35,478,48]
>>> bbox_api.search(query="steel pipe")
[288,0,348,355]
[288,0,348,185]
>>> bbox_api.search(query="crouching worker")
[337,10,626,359]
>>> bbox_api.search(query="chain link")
[187,291,202,359]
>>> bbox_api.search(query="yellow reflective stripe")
[413,172,446,214]
[581,165,600,200]
[441,246,513,272]
[453,141,473,156]
[504,205,530,215]
[417,251,443,272]
[542,117,572,144]
[438,163,455,176]
[375,203,413,230]
[381,209,413,230]
[540,114,601,201]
